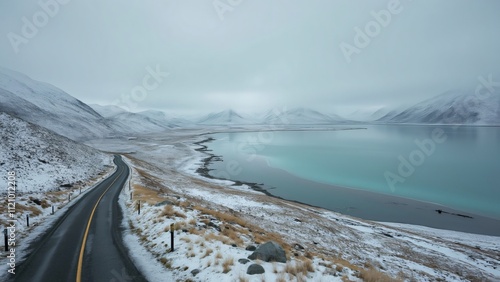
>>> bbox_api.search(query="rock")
[381,232,393,238]
[154,200,175,207]
[191,269,200,276]
[208,221,221,232]
[31,198,42,205]
[248,241,287,263]
[247,264,265,275]
[231,244,237,248]
[245,245,257,251]
[238,259,250,265]
[294,243,304,250]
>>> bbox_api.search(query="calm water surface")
[205,125,500,232]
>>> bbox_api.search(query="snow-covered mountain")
[0,112,112,193]
[197,109,249,125]
[138,110,193,128]
[378,90,500,125]
[89,105,193,128]
[262,107,346,125]
[105,112,173,134]
[0,68,115,140]
[0,68,184,139]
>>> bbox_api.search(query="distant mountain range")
[1,67,499,145]
[262,107,348,125]
[3,67,497,193]
[197,109,248,125]
[377,90,500,125]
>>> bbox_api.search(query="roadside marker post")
[68,193,71,202]
[138,200,141,215]
[51,205,54,215]
[26,214,29,227]
[170,223,175,252]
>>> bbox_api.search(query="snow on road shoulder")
[0,163,116,280]
[110,131,500,281]
[118,156,362,282]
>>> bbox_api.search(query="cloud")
[1,0,499,117]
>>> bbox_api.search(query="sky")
[1,0,500,117]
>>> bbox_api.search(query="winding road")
[14,155,146,282]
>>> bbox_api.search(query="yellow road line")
[76,168,124,282]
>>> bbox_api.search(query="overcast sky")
[1,0,499,117]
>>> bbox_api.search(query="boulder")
[238,259,250,265]
[245,245,257,251]
[247,264,265,275]
[248,241,287,263]
[191,269,200,276]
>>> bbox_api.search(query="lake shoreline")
[193,133,500,236]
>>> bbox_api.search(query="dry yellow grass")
[302,259,314,273]
[222,257,234,273]
[285,262,298,276]
[202,248,213,258]
[359,267,402,282]
[161,205,187,219]
[284,259,315,277]
[193,206,249,228]
[188,227,204,236]
[220,225,244,246]
[132,184,165,205]
[159,257,172,269]
[215,252,223,260]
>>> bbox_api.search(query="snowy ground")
[0,112,113,193]
[89,129,500,282]
[0,112,114,279]
[1,122,498,281]
[0,164,116,280]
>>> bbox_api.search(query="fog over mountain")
[377,89,500,125]
[1,1,499,117]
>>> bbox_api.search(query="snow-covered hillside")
[106,112,173,134]
[0,112,112,193]
[0,67,115,140]
[0,67,182,139]
[138,110,192,128]
[378,90,500,125]
[262,107,346,125]
[89,104,127,118]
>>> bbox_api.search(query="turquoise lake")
[204,125,500,232]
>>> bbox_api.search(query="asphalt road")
[14,155,146,282]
